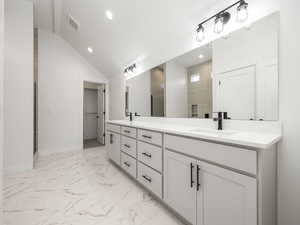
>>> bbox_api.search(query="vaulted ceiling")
[32,0,271,78]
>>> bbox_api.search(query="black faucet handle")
[134,112,141,116]
[223,112,231,120]
[213,112,223,119]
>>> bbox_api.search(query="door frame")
[82,81,107,149]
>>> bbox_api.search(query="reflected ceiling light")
[237,0,248,23]
[195,0,248,41]
[198,54,204,59]
[196,24,205,42]
[87,47,93,53]
[105,10,113,20]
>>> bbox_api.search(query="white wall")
[276,1,300,225]
[109,74,125,120]
[4,0,34,173]
[126,71,151,116]
[38,29,108,155]
[0,0,4,221]
[165,60,188,117]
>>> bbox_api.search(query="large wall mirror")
[125,12,279,121]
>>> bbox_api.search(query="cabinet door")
[196,161,257,225]
[164,150,197,225]
[108,132,121,165]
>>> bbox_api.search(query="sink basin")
[190,128,237,136]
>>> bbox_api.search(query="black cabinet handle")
[142,175,152,183]
[124,130,131,134]
[196,165,201,191]
[190,163,195,188]
[110,134,113,144]
[124,162,131,167]
[124,144,131,148]
[142,152,152,158]
[142,135,152,139]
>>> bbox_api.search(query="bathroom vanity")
[111,11,281,225]
[106,119,281,225]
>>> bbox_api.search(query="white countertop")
[107,120,282,149]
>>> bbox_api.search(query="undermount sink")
[189,128,237,136]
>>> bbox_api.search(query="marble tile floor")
[3,146,184,225]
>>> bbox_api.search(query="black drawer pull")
[142,175,152,183]
[124,130,131,133]
[110,134,113,144]
[124,144,131,148]
[196,165,201,191]
[142,152,152,158]
[142,135,152,139]
[124,162,131,167]
[190,163,195,188]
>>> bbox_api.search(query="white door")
[215,66,256,120]
[196,160,257,225]
[164,150,197,225]
[97,85,105,144]
[84,89,98,140]
[108,132,120,165]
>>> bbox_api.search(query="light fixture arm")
[197,0,247,27]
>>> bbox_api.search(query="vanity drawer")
[121,136,137,158]
[138,162,162,198]
[165,134,257,175]
[138,129,162,146]
[138,141,162,172]
[121,126,137,138]
[121,152,137,178]
[107,123,120,133]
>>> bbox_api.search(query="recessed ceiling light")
[198,54,204,59]
[105,10,113,20]
[87,47,93,53]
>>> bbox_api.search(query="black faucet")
[213,112,223,130]
[129,112,140,121]
[129,112,133,121]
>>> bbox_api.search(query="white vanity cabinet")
[107,127,121,165]
[107,121,278,225]
[164,149,257,225]
[164,150,197,225]
[196,160,257,225]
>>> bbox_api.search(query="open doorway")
[83,81,106,149]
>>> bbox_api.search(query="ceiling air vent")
[68,14,80,31]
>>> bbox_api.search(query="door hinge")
[103,133,106,137]
[103,111,106,115]
[103,89,106,93]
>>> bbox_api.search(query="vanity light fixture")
[196,24,205,42]
[237,0,249,23]
[214,12,231,34]
[196,0,248,42]
[124,63,137,76]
